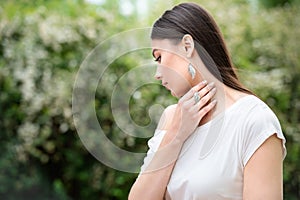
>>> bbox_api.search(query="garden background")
[0,0,299,199]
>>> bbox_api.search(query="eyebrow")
[152,49,158,58]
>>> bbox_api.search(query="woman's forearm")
[128,129,184,200]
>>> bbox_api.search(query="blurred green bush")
[0,0,299,199]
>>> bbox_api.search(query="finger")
[188,81,214,105]
[185,93,198,109]
[197,99,217,119]
[198,82,215,100]
[195,86,217,111]
[179,80,207,103]
[186,84,215,112]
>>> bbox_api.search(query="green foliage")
[0,0,299,199]
[259,0,294,8]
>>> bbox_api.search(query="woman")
[129,3,286,200]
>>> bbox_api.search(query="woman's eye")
[154,56,161,62]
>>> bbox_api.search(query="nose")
[154,69,162,80]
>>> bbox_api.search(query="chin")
[170,90,183,98]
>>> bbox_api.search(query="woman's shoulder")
[235,95,286,165]
[240,95,278,119]
[228,95,281,132]
[231,95,274,115]
[234,95,283,141]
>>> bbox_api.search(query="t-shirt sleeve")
[241,104,286,167]
[139,129,166,173]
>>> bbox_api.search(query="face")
[151,39,194,98]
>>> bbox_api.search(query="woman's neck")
[199,82,249,126]
[189,55,249,126]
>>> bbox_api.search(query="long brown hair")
[151,3,253,95]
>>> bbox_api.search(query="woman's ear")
[181,34,195,58]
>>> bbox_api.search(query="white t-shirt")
[140,95,286,200]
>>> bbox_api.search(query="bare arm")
[243,134,284,200]
[129,81,216,200]
[128,108,183,200]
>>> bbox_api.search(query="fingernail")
[200,80,207,85]
[208,82,215,87]
[212,99,217,104]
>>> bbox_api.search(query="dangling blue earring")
[188,63,196,79]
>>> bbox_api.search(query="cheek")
[169,68,189,83]
[163,54,192,82]
[165,67,191,96]
[160,53,193,96]
[168,63,193,87]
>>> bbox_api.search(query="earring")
[188,63,196,79]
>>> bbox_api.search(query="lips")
[163,82,170,90]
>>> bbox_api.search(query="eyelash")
[154,56,161,62]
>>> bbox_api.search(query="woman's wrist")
[166,126,188,146]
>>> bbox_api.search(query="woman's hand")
[172,80,217,142]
